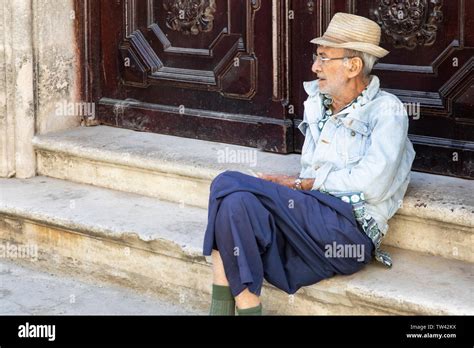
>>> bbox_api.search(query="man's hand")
[257,173,316,190]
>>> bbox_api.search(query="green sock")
[209,284,235,316]
[236,303,263,316]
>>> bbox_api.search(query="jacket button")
[351,131,356,136]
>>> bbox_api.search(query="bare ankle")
[235,288,261,309]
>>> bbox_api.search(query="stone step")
[33,126,474,263]
[0,176,472,315]
[0,259,204,315]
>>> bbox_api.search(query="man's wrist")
[294,177,302,190]
[292,177,315,190]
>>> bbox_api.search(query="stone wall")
[0,0,81,178]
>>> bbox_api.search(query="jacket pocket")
[336,117,371,164]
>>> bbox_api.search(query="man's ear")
[347,57,363,78]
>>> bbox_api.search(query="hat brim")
[310,37,389,58]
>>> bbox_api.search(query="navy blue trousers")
[203,171,374,297]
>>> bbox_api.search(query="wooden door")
[291,0,474,178]
[78,0,293,153]
[77,0,473,178]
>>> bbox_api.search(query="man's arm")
[258,174,315,190]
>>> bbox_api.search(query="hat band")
[322,33,379,45]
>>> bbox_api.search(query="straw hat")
[311,13,389,58]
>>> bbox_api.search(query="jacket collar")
[303,79,320,97]
[302,76,381,139]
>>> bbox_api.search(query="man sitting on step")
[203,12,416,316]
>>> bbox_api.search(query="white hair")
[343,49,378,77]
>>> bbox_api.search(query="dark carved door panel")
[291,0,474,178]
[78,0,473,177]
[82,0,292,153]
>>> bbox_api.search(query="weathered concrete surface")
[0,259,204,315]
[399,173,474,229]
[0,176,472,315]
[383,173,474,261]
[0,176,208,260]
[0,0,81,179]
[0,0,15,178]
[33,126,474,262]
[33,125,300,208]
[0,0,36,178]
[33,125,299,179]
[32,0,81,135]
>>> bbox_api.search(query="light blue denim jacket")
[299,75,416,263]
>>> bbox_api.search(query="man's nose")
[312,60,322,74]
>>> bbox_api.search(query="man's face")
[312,46,349,95]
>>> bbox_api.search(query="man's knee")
[220,191,255,211]
[215,192,256,232]
[211,170,239,187]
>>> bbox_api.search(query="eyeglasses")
[312,54,355,65]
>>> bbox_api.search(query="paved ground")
[0,259,205,315]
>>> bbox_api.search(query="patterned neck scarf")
[318,86,368,132]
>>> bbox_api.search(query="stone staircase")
[0,125,472,315]
[0,259,205,315]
